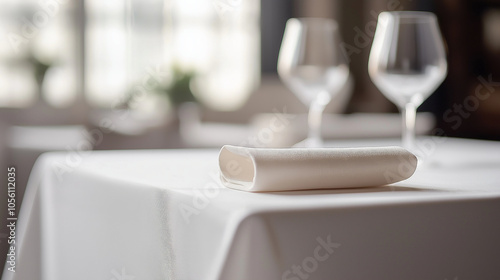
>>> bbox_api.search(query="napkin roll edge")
[218,145,257,191]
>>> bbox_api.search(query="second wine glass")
[369,12,447,152]
[278,18,349,147]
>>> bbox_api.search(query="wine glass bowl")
[278,18,349,147]
[369,11,447,151]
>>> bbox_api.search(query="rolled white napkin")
[218,145,417,192]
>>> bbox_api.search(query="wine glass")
[368,11,447,152]
[278,18,349,147]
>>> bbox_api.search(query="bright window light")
[0,0,78,108]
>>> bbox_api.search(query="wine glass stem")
[402,102,417,151]
[307,99,328,147]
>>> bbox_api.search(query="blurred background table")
[3,137,500,280]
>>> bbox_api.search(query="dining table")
[2,137,500,280]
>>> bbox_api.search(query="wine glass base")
[293,137,323,148]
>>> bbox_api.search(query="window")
[0,0,79,108]
[164,0,260,110]
[0,0,260,112]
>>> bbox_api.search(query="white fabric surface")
[219,145,417,192]
[2,137,500,280]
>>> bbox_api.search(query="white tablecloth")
[3,137,500,280]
